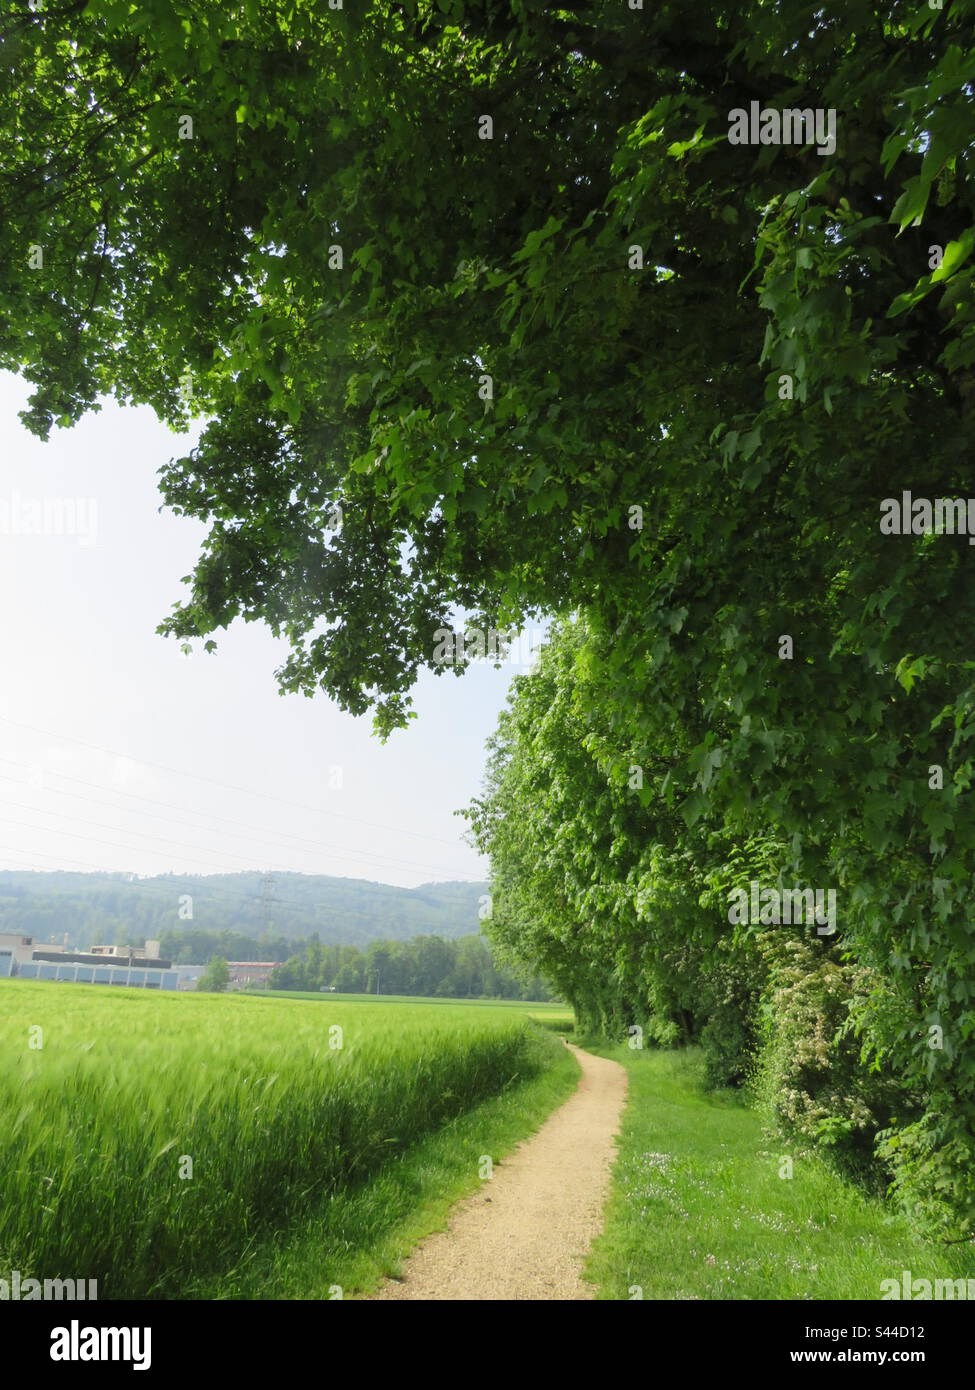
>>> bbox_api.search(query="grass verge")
[582,1044,973,1301]
[189,1032,579,1299]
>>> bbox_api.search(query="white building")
[0,932,37,967]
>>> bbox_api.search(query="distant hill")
[0,870,489,951]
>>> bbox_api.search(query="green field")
[0,979,572,1299]
[253,988,564,1008]
[250,987,572,1022]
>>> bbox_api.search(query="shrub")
[751,935,920,1191]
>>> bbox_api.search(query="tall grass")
[0,981,550,1298]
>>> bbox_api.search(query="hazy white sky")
[0,371,534,889]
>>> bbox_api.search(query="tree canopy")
[196,954,230,991]
[4,1,973,722]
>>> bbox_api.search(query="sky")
[0,371,539,889]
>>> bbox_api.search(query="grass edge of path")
[580,1043,973,1302]
[188,1030,580,1300]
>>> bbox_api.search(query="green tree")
[197,956,230,993]
[332,962,362,993]
[413,935,453,996]
[3,2,971,727]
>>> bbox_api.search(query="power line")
[258,871,277,933]
[0,754,444,868]
[0,761,473,880]
[0,713,464,849]
[0,806,309,881]
[0,802,476,895]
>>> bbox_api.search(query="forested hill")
[0,871,488,951]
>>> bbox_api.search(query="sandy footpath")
[366,1043,628,1301]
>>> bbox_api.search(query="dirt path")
[367,1043,628,1301]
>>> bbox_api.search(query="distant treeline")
[0,871,488,948]
[158,928,294,964]
[269,934,554,1001]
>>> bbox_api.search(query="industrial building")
[0,933,178,990]
[227,961,277,989]
[0,932,36,969]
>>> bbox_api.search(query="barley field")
[0,980,558,1299]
